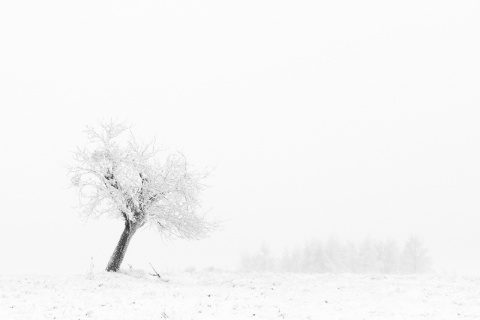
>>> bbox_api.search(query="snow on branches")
[70,120,214,240]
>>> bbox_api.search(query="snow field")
[1,270,479,319]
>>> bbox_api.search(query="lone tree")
[70,121,215,272]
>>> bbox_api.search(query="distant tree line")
[239,236,432,274]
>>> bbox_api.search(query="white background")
[0,0,479,275]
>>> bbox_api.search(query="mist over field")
[1,0,479,276]
[1,0,480,318]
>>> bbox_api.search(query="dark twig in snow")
[149,263,169,282]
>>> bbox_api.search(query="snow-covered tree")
[401,235,432,273]
[238,236,433,274]
[343,241,358,273]
[324,236,345,273]
[280,245,302,273]
[240,244,276,272]
[302,240,327,273]
[70,121,215,272]
[377,239,400,274]
[357,237,379,273]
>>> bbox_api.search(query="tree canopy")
[70,121,215,241]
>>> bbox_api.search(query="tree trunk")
[105,220,139,272]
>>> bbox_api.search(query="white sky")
[1,0,479,275]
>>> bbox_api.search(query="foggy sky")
[1,0,479,275]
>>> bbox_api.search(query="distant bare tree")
[357,237,378,273]
[239,236,433,274]
[343,241,358,273]
[240,243,275,272]
[402,235,432,273]
[70,121,215,272]
[301,240,327,273]
[325,236,345,273]
[377,239,400,274]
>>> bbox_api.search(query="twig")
[149,263,169,282]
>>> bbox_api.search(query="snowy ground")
[1,270,479,319]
